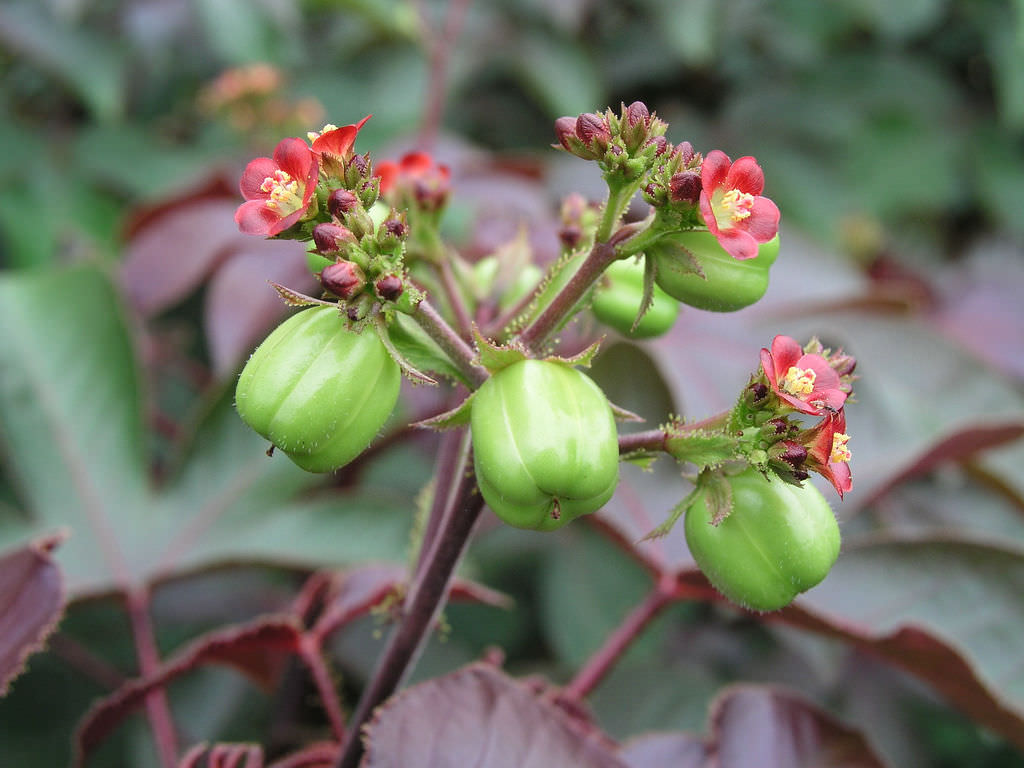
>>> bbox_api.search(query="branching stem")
[412,299,486,387]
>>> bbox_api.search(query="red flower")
[375,152,451,211]
[308,114,372,160]
[760,335,847,415]
[235,138,319,236]
[800,410,852,498]
[699,150,780,260]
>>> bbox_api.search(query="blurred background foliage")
[2,1,1024,767]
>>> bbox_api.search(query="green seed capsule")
[685,468,840,611]
[236,306,400,472]
[470,360,619,531]
[591,258,680,338]
[653,231,780,312]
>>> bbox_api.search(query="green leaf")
[472,326,527,374]
[539,527,653,668]
[0,3,124,121]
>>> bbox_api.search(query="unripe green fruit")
[591,258,680,338]
[653,232,779,312]
[470,360,619,531]
[684,468,840,611]
[236,306,400,472]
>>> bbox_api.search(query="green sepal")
[387,313,470,387]
[608,401,644,423]
[542,337,603,369]
[620,451,659,470]
[412,392,477,431]
[664,427,740,471]
[473,325,528,374]
[643,486,698,541]
[373,314,437,386]
[630,255,658,335]
[651,235,705,279]
[269,282,337,309]
[703,468,734,526]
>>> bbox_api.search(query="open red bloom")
[800,409,852,498]
[699,150,780,260]
[375,152,451,211]
[308,114,371,160]
[235,137,319,236]
[760,335,847,415]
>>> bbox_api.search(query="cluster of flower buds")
[642,141,703,212]
[556,193,599,251]
[554,101,669,183]
[733,336,856,497]
[377,152,451,214]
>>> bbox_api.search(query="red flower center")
[260,169,303,214]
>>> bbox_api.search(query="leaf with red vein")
[362,663,628,768]
[0,531,66,696]
[179,742,264,768]
[75,617,301,767]
[621,684,886,768]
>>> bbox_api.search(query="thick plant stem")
[560,575,676,702]
[436,256,475,340]
[334,452,484,768]
[516,225,637,353]
[125,587,178,768]
[414,427,471,581]
[617,411,732,455]
[413,299,486,387]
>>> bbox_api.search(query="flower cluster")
[754,335,856,497]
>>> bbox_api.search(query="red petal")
[234,200,279,236]
[268,208,304,236]
[825,460,852,498]
[724,156,765,195]
[399,151,435,177]
[239,157,277,200]
[714,227,758,260]
[770,336,803,376]
[313,125,357,157]
[746,197,780,242]
[273,138,314,181]
[759,348,776,382]
[698,192,719,235]
[700,150,731,193]
[375,161,398,193]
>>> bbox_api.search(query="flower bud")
[312,222,357,255]
[559,225,583,249]
[328,188,359,218]
[377,212,409,251]
[575,113,610,152]
[669,171,701,205]
[375,274,404,302]
[320,260,366,299]
[649,136,670,157]
[748,381,769,403]
[625,101,649,126]
[554,116,577,151]
[768,440,810,483]
[677,141,695,167]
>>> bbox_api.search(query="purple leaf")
[0,531,66,696]
[203,238,316,377]
[75,617,302,766]
[121,199,246,316]
[622,685,886,768]
[266,742,338,768]
[362,664,628,768]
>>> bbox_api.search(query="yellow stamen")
[782,366,816,396]
[260,169,303,214]
[720,188,755,223]
[830,433,851,464]
[307,124,338,143]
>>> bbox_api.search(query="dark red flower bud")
[626,101,650,126]
[669,171,701,204]
[320,260,366,299]
[554,116,577,151]
[375,274,404,302]
[649,136,669,156]
[769,440,809,480]
[312,222,357,255]
[559,224,583,249]
[328,188,359,217]
[575,113,610,149]
[761,417,791,437]
[748,381,769,402]
[677,141,695,166]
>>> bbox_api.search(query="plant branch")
[435,255,475,340]
[334,450,485,768]
[559,574,676,702]
[298,639,347,742]
[515,224,639,352]
[125,587,179,768]
[412,298,486,387]
[617,411,731,455]
[414,426,471,581]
